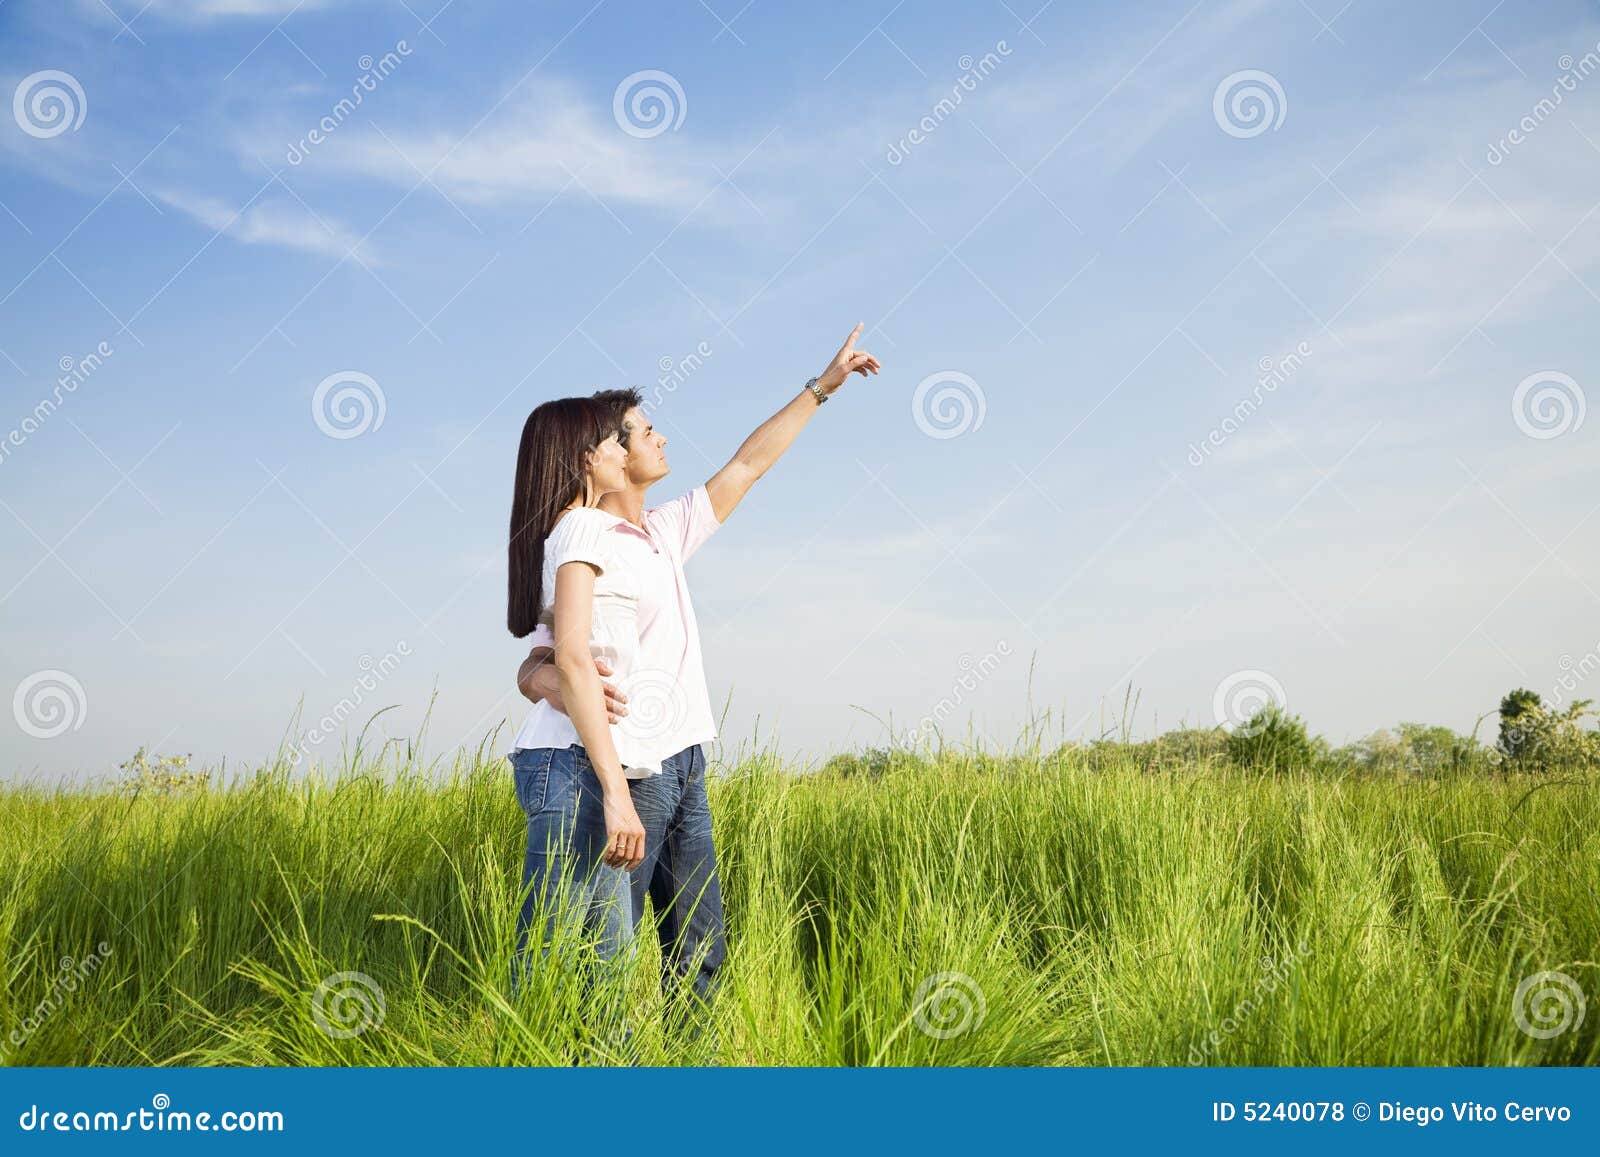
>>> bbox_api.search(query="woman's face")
[586,432,629,498]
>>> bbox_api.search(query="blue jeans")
[509,745,635,996]
[626,743,726,1021]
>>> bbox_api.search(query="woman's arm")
[551,562,645,868]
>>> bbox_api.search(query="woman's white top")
[509,486,724,779]
[510,505,660,777]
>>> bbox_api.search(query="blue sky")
[3,0,1599,781]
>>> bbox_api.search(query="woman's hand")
[815,322,881,394]
[602,788,647,870]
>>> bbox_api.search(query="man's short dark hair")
[590,388,645,447]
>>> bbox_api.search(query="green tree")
[1492,690,1600,773]
[1497,688,1542,761]
[1396,722,1476,774]
[1225,705,1324,773]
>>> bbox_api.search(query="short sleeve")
[548,509,609,574]
[645,485,722,562]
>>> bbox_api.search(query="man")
[516,322,880,1020]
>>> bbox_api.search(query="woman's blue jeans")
[509,745,635,996]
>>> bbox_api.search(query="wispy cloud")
[1210,34,1600,400]
[152,187,371,260]
[94,0,352,19]
[315,77,720,213]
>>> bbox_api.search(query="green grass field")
[1,743,1595,1066]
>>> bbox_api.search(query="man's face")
[619,406,670,485]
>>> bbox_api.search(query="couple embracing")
[504,323,881,1029]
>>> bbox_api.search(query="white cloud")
[317,76,720,213]
[152,187,372,260]
[96,0,348,18]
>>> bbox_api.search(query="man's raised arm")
[704,322,880,523]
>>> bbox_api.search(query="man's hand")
[815,322,881,395]
[518,649,629,723]
[705,321,883,523]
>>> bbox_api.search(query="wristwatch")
[805,375,828,404]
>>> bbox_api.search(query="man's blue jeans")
[510,745,634,996]
[626,743,726,1018]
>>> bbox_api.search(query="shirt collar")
[592,508,652,540]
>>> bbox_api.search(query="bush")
[1337,723,1478,775]
[118,747,209,796]
[1068,726,1230,773]
[1492,690,1600,774]
[1396,722,1478,773]
[1225,705,1325,773]
[817,746,904,779]
[1497,688,1543,762]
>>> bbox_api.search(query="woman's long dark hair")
[508,397,620,638]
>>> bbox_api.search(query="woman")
[505,396,650,996]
